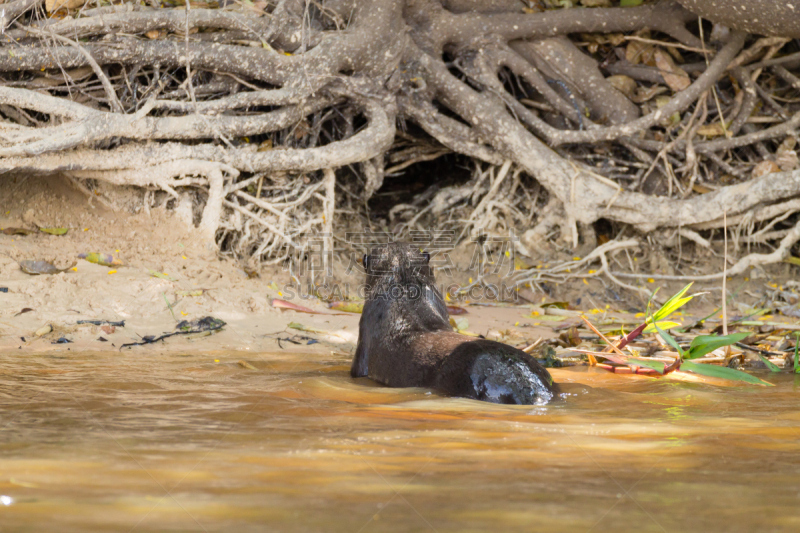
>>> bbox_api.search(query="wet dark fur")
[351,243,559,404]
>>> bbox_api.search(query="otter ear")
[362,254,369,270]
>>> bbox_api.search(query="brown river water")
[1,349,800,532]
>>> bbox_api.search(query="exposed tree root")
[0,0,798,289]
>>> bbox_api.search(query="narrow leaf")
[328,301,364,314]
[654,320,684,357]
[681,361,773,386]
[652,283,694,322]
[642,320,682,334]
[39,227,69,235]
[273,299,326,314]
[756,354,782,373]
[684,332,749,360]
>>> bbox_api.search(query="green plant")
[643,283,696,333]
[654,318,772,386]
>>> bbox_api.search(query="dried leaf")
[147,269,177,281]
[775,139,798,171]
[625,39,654,65]
[632,84,667,104]
[654,49,691,92]
[272,298,330,314]
[752,160,781,178]
[19,260,76,275]
[606,75,637,98]
[45,0,84,13]
[696,121,732,138]
[2,227,34,235]
[176,290,206,297]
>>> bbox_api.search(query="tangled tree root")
[0,0,798,291]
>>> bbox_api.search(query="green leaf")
[684,332,750,360]
[78,252,123,267]
[681,361,774,386]
[642,320,682,334]
[628,358,667,374]
[794,333,800,374]
[541,301,570,309]
[652,283,694,323]
[620,0,644,5]
[148,269,176,281]
[654,320,684,357]
[757,353,782,373]
[39,227,69,235]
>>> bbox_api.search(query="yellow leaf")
[697,122,733,138]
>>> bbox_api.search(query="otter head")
[362,242,435,298]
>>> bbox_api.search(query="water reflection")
[1,350,799,532]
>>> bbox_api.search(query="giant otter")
[351,242,559,404]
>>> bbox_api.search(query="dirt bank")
[2,175,797,361]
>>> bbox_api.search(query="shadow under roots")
[367,152,475,227]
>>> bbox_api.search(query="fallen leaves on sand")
[176,289,207,297]
[78,252,124,267]
[328,301,364,313]
[273,298,325,314]
[39,227,69,236]
[147,269,176,281]
[19,260,76,275]
[2,227,34,235]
